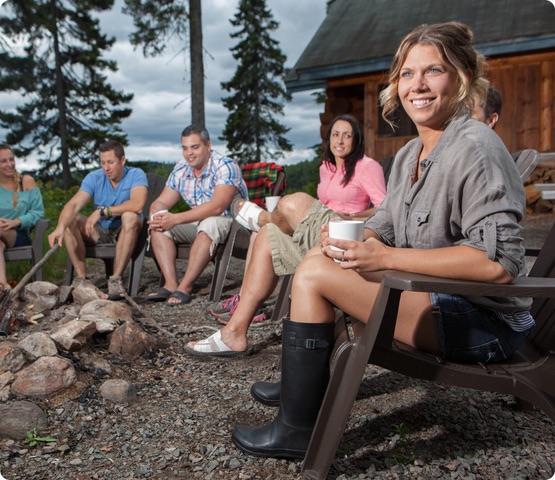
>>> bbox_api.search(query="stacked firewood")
[524,158,555,214]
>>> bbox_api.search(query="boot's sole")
[231,434,305,460]
[250,391,280,407]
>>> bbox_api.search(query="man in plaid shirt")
[147,125,248,306]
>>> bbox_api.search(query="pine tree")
[0,0,133,189]
[123,0,205,127]
[220,0,292,164]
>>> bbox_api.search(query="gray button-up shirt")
[367,114,531,313]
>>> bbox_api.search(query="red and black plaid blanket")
[241,162,286,208]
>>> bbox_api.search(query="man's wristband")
[107,206,112,217]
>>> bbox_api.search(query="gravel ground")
[1,213,555,480]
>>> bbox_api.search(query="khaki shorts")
[164,216,233,255]
[268,200,338,276]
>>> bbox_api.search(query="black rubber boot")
[232,319,335,459]
[250,380,280,407]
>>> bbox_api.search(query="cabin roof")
[285,0,555,92]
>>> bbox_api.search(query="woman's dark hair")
[322,114,365,186]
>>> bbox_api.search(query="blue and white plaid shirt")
[167,150,248,215]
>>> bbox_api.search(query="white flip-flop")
[185,330,253,357]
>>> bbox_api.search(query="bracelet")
[107,206,112,217]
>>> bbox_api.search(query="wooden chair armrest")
[525,246,541,257]
[33,219,51,238]
[380,270,555,299]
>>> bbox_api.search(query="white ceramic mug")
[265,196,280,213]
[328,219,364,262]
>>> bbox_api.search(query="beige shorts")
[267,200,338,276]
[164,216,233,255]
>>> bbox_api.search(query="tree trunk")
[189,0,205,128]
[51,0,70,190]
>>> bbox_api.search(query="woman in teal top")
[0,143,44,288]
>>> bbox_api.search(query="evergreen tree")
[0,0,133,189]
[123,0,205,127]
[220,0,292,164]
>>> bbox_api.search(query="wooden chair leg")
[302,283,400,479]
[270,274,293,322]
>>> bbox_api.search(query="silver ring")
[342,250,346,259]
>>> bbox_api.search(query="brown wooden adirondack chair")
[208,163,287,303]
[512,149,539,183]
[152,163,287,303]
[301,220,555,479]
[4,219,51,282]
[63,173,167,296]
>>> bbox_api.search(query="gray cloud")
[1,0,326,167]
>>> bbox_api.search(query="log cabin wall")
[488,52,555,154]
[319,50,555,163]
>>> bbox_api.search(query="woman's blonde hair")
[380,21,488,129]
[0,143,20,208]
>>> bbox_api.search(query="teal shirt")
[0,185,44,232]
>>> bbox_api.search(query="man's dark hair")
[484,87,503,119]
[0,143,14,153]
[181,125,210,144]
[99,140,125,160]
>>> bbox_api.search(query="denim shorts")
[14,229,31,248]
[431,293,533,364]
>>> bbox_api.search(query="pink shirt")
[317,155,386,215]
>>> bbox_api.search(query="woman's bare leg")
[237,193,318,236]
[0,231,17,286]
[290,254,440,354]
[189,227,279,352]
[261,193,317,235]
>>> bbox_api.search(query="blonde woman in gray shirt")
[232,21,534,460]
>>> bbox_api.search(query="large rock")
[22,281,60,313]
[0,342,27,374]
[80,299,133,322]
[0,401,48,440]
[0,372,15,401]
[18,332,58,361]
[11,356,77,397]
[79,299,133,333]
[79,352,113,377]
[99,379,138,403]
[109,320,162,358]
[71,280,107,305]
[49,319,97,351]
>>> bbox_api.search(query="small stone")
[99,379,138,403]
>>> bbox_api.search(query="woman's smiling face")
[329,120,354,160]
[0,148,16,179]
[398,44,459,132]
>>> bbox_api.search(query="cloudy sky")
[0,0,327,169]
